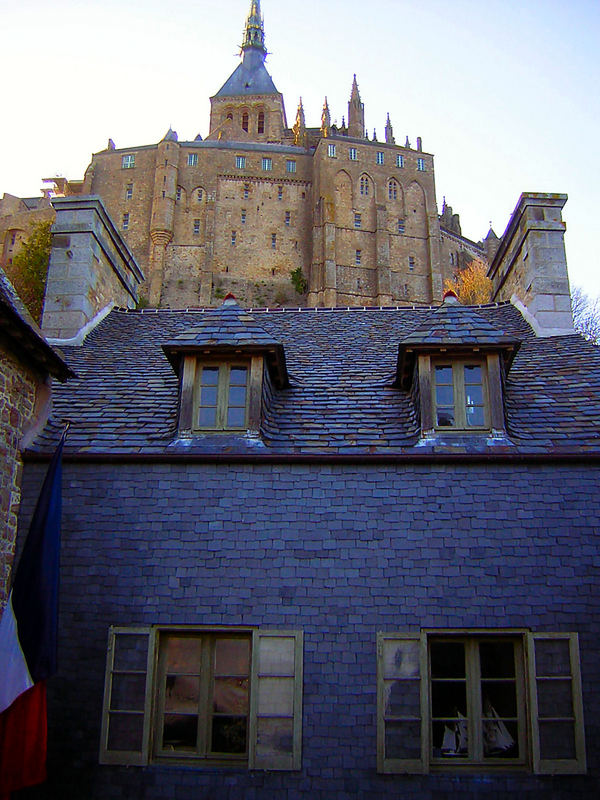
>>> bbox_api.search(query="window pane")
[228,385,247,406]
[258,677,294,716]
[114,634,147,671]
[464,364,482,381]
[259,636,295,675]
[164,676,200,713]
[384,680,420,717]
[200,367,219,386]
[162,714,198,750]
[431,680,467,718]
[483,718,518,758]
[111,674,146,711]
[537,679,573,717]
[382,640,420,679]
[227,407,246,428]
[539,721,576,759]
[431,642,466,678]
[213,678,249,714]
[385,720,421,760]
[199,406,218,427]
[466,406,485,426]
[164,636,202,672]
[214,638,250,675]
[435,366,453,384]
[436,386,454,406]
[229,367,247,385]
[465,385,483,406]
[535,639,571,676]
[256,718,293,757]
[107,712,144,751]
[437,408,455,427]
[201,385,218,407]
[480,641,515,678]
[211,716,247,754]
[481,681,517,717]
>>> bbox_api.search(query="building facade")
[1,0,490,311]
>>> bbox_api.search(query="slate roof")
[214,53,279,98]
[28,302,600,458]
[0,267,73,381]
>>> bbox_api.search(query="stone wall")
[0,348,44,605]
[17,460,600,799]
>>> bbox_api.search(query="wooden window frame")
[396,154,404,168]
[431,357,489,431]
[187,153,198,167]
[100,626,303,771]
[193,360,250,432]
[178,355,264,436]
[121,154,135,169]
[377,630,586,775]
[418,353,505,436]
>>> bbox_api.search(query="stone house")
[12,182,600,798]
[0,268,72,605]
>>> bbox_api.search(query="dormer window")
[195,362,249,430]
[432,359,488,430]
[162,296,289,438]
[396,292,521,440]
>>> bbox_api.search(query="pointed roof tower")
[385,113,395,145]
[213,0,279,98]
[321,97,331,137]
[293,98,307,146]
[348,74,365,138]
[209,0,287,141]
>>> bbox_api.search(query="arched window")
[257,111,265,134]
[226,113,233,121]
[388,179,398,201]
[360,175,370,197]
[242,112,249,132]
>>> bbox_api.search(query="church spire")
[241,0,266,58]
[348,74,365,138]
[385,113,395,145]
[321,97,331,137]
[293,97,307,147]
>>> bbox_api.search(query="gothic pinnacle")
[242,0,266,55]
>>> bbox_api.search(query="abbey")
[0,0,490,310]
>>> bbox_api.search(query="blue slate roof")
[214,52,279,98]
[29,302,600,457]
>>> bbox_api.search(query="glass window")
[187,153,198,167]
[328,143,337,158]
[121,154,135,169]
[197,189,203,202]
[396,154,404,168]
[193,219,200,236]
[236,155,246,169]
[355,249,362,265]
[417,157,426,171]
[195,363,249,431]
[278,186,283,201]
[377,631,586,775]
[408,256,415,270]
[176,187,182,202]
[262,157,272,171]
[257,111,265,134]
[122,213,129,231]
[125,184,133,200]
[349,147,358,161]
[285,211,291,226]
[231,231,237,247]
[388,180,398,201]
[271,233,277,250]
[397,218,405,234]
[354,213,361,229]
[376,151,384,165]
[241,210,246,224]
[432,360,488,430]
[242,112,249,133]
[359,175,369,196]
[243,184,250,200]
[286,160,297,173]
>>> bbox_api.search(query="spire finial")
[385,113,395,144]
[241,0,266,57]
[321,97,331,137]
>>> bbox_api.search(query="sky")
[1,0,598,297]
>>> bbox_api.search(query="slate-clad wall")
[17,461,600,800]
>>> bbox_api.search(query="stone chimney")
[41,196,143,342]
[489,193,573,336]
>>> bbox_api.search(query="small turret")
[348,74,365,138]
[293,98,307,147]
[385,114,395,145]
[321,97,331,138]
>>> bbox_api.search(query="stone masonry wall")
[17,460,600,800]
[0,348,41,606]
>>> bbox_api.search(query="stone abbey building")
[0,0,490,310]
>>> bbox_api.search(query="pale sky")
[1,0,598,297]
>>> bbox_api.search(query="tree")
[443,258,492,305]
[571,286,600,344]
[6,221,52,324]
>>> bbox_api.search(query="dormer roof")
[161,296,289,388]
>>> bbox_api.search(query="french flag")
[0,429,66,797]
